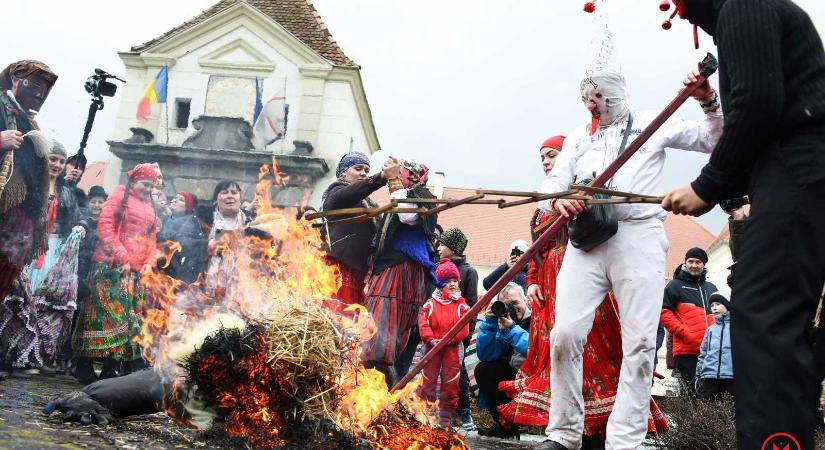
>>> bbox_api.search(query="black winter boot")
[74,358,97,385]
[99,358,118,379]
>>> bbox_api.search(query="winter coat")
[483,262,527,291]
[320,174,386,273]
[53,180,87,237]
[92,185,158,269]
[450,256,478,308]
[661,267,717,356]
[418,291,470,345]
[158,213,208,284]
[476,312,531,370]
[696,312,733,380]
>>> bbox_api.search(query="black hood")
[681,0,727,37]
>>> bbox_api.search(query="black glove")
[43,391,114,425]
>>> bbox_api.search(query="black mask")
[681,0,726,37]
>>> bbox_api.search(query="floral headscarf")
[399,159,429,188]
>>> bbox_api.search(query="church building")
[104,0,379,206]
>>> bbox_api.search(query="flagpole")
[165,100,169,144]
[280,75,287,155]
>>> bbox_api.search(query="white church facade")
[104,0,379,206]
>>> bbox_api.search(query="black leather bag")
[567,179,618,252]
[567,115,633,252]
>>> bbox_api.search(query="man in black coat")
[662,1,825,448]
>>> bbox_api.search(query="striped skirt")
[323,258,366,315]
[361,260,429,365]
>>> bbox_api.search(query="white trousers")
[546,219,667,450]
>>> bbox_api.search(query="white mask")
[580,70,630,127]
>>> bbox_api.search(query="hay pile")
[182,301,354,448]
[263,301,350,419]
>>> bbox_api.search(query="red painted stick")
[391,53,719,392]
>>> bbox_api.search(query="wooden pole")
[391,53,718,392]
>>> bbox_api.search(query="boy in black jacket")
[662,1,825,448]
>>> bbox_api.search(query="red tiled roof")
[130,0,357,68]
[707,205,749,252]
[663,213,716,277]
[372,185,717,271]
[78,161,108,193]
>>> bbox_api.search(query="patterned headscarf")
[335,151,371,178]
[127,163,159,183]
[0,60,58,91]
[399,159,429,188]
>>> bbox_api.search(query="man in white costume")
[537,2,723,449]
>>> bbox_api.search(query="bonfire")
[134,161,467,450]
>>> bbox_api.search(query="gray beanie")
[50,140,67,157]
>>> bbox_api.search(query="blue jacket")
[476,314,530,370]
[696,312,733,380]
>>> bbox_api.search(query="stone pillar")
[296,64,331,152]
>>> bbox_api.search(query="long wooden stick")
[497,190,579,208]
[475,189,543,198]
[571,185,662,200]
[421,194,484,216]
[391,53,718,393]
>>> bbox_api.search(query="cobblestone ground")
[0,373,208,450]
[0,373,539,449]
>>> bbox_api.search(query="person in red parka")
[660,247,717,397]
[417,258,470,427]
[72,163,160,384]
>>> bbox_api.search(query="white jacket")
[539,109,723,221]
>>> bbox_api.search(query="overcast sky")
[5,0,824,233]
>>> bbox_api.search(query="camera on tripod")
[84,68,124,100]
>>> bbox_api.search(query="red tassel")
[662,20,673,30]
[583,2,596,13]
[659,0,671,12]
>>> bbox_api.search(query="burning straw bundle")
[263,301,350,419]
[182,302,355,449]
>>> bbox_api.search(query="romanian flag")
[136,66,168,122]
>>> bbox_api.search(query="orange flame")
[133,158,460,448]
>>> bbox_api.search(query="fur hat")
[435,258,461,285]
[709,292,731,311]
[438,227,468,256]
[685,247,708,264]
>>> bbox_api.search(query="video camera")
[84,69,125,102]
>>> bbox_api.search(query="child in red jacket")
[417,258,471,427]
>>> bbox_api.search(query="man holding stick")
[537,4,722,448]
[661,0,825,448]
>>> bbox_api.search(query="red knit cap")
[178,191,195,214]
[435,258,461,284]
[540,135,565,152]
[127,163,158,183]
